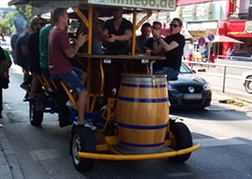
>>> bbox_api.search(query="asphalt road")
[190,63,252,102]
[1,65,252,179]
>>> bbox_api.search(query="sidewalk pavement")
[0,89,251,179]
[0,114,24,179]
[0,126,13,179]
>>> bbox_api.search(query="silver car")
[241,71,252,94]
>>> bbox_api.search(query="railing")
[183,59,252,93]
[217,55,252,62]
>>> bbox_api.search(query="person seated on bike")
[101,7,133,104]
[151,18,185,81]
[48,8,93,128]
[39,19,54,77]
[16,24,32,101]
[76,7,104,55]
[27,17,47,99]
[144,21,164,56]
[136,22,151,54]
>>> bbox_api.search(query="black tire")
[70,125,96,171]
[202,58,208,62]
[29,101,43,126]
[245,76,252,94]
[169,122,192,162]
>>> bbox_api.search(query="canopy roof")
[205,35,244,44]
[9,0,176,15]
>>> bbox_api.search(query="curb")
[0,115,24,179]
[212,90,252,111]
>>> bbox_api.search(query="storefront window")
[212,1,226,20]
[181,5,194,22]
[194,3,210,21]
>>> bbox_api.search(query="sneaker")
[73,120,97,130]
[66,100,75,109]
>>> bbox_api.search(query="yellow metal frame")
[60,81,78,110]
[77,144,200,160]
[66,5,201,160]
[69,6,155,112]
[22,2,201,162]
[77,134,200,160]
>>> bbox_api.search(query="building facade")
[145,0,252,56]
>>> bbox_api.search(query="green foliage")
[15,4,32,22]
[0,4,32,35]
[0,12,16,35]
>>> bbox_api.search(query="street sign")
[207,34,215,41]
[198,37,206,46]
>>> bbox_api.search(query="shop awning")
[188,29,217,38]
[206,35,244,44]
[227,32,252,38]
[225,20,252,38]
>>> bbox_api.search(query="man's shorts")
[52,67,85,94]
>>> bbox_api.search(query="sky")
[0,0,10,8]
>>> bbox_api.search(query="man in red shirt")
[48,8,91,127]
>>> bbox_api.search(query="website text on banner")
[88,0,176,11]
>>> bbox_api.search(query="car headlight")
[203,82,211,91]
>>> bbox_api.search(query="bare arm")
[64,33,88,58]
[113,29,132,41]
[101,28,109,41]
[152,41,163,55]
[152,28,179,52]
[103,28,132,43]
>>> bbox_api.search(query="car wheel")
[29,101,43,126]
[245,76,252,94]
[70,125,96,171]
[169,122,192,162]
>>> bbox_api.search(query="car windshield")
[179,63,192,74]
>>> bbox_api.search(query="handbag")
[0,75,9,89]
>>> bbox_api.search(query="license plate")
[183,94,202,100]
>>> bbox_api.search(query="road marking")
[30,149,61,161]
[194,138,247,147]
[5,104,11,110]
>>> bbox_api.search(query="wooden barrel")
[116,74,169,153]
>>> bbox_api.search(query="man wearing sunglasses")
[152,18,185,80]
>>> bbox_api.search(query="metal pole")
[222,66,227,93]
